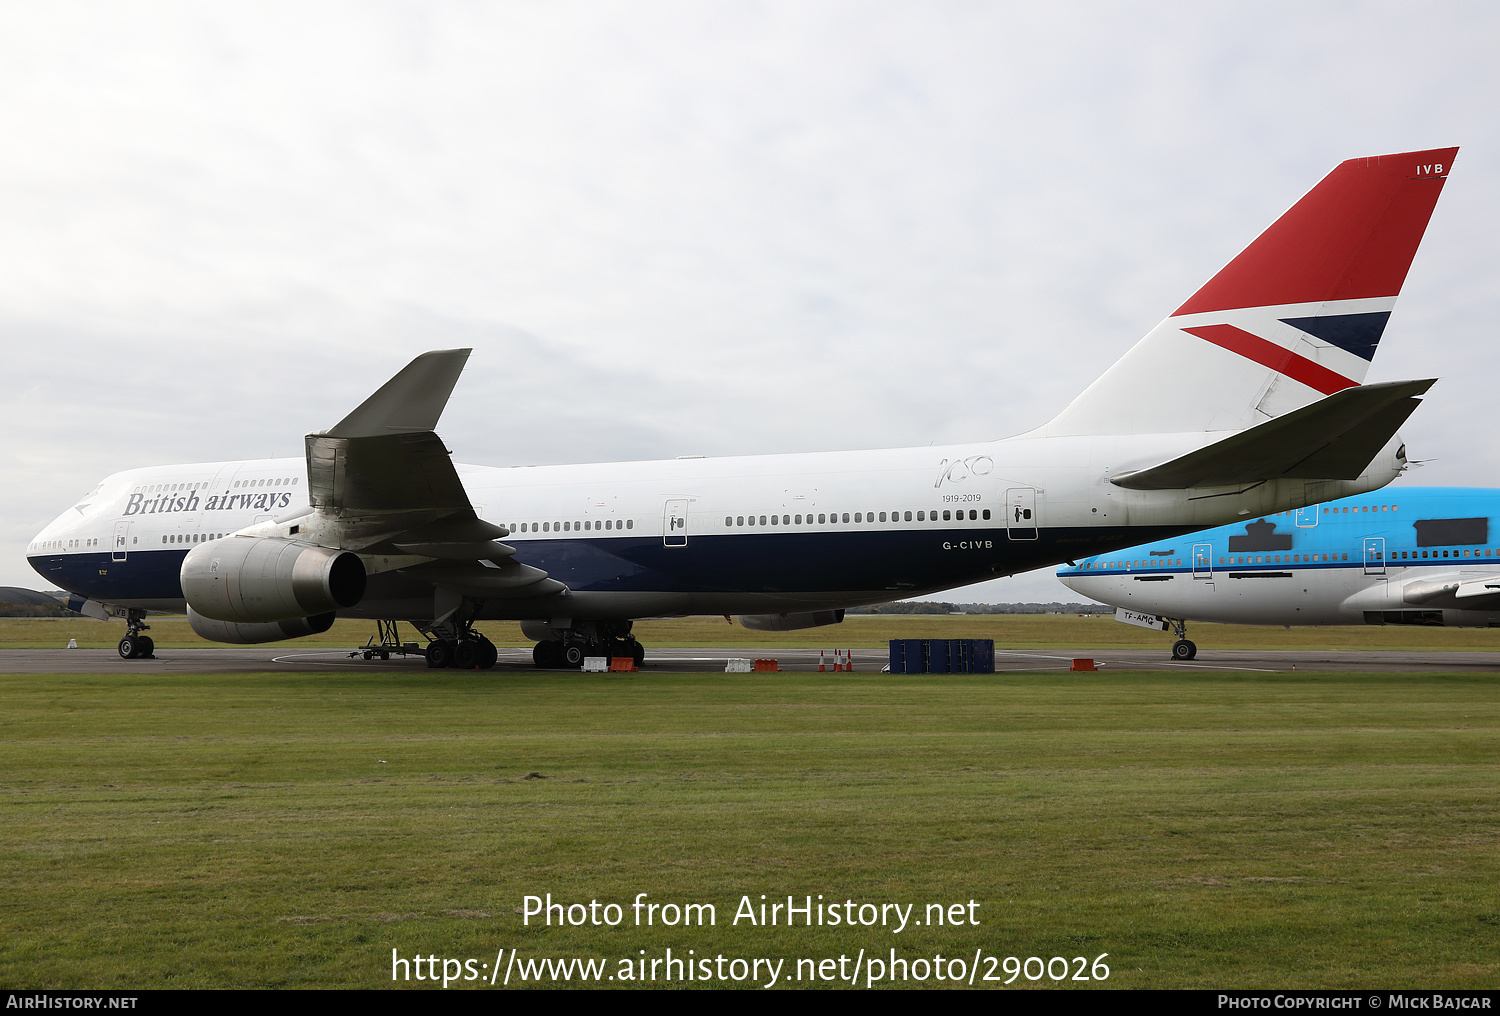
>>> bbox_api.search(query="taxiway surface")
[5,646,1500,674]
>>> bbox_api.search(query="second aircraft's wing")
[1400,573,1500,612]
[1109,379,1434,491]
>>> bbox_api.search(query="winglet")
[324,349,472,438]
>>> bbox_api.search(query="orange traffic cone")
[818,651,826,672]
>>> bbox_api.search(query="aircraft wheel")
[452,639,479,670]
[427,639,454,669]
[1172,639,1196,661]
[137,636,154,658]
[563,644,585,668]
[533,641,563,668]
[118,636,138,660]
[478,638,498,670]
[629,639,645,667]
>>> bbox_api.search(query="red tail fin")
[1176,148,1456,315]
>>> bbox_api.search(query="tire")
[478,639,498,670]
[563,644,585,668]
[1171,639,1194,661]
[118,636,137,660]
[452,639,478,670]
[629,640,645,667]
[137,636,154,658]
[1185,640,1197,660]
[427,639,453,669]
[533,641,563,668]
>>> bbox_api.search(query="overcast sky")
[3,1,1497,604]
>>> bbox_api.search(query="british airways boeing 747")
[28,148,1458,667]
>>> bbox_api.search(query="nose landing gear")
[1169,618,1196,661]
[117,610,155,659]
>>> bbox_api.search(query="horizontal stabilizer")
[325,349,472,438]
[1110,379,1433,490]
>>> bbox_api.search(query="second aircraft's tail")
[1040,147,1457,437]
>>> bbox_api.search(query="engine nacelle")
[181,537,366,623]
[188,607,337,645]
[738,609,845,631]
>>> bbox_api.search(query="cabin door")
[111,521,131,563]
[1192,543,1213,579]
[1005,488,1038,541]
[1363,537,1386,576]
[663,499,690,547]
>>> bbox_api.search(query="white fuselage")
[30,430,1406,621]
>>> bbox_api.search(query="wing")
[297,349,564,601]
[1401,573,1500,613]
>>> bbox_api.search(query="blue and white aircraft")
[27,148,1458,668]
[1058,488,1500,660]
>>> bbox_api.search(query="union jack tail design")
[1043,147,1456,437]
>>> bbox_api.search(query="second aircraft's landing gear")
[1169,618,1197,660]
[117,610,154,660]
[529,620,645,669]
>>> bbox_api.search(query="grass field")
[9,612,1500,652]
[0,667,1496,989]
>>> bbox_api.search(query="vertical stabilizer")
[1040,148,1456,437]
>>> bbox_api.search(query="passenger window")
[981,510,989,520]
[841,513,849,523]
[879,512,887,522]
[760,516,767,525]
[543,523,550,532]
[818,514,826,524]
[626,520,633,529]
[969,510,977,521]
[943,510,951,521]
[854,513,862,523]
[771,515,779,525]
[917,511,925,521]
[795,514,802,524]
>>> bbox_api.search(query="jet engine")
[738,609,845,631]
[180,538,365,623]
[188,607,337,645]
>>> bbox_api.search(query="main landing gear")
[531,620,645,670]
[353,618,498,669]
[1169,618,1197,661]
[427,634,499,670]
[404,601,502,671]
[117,609,155,660]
